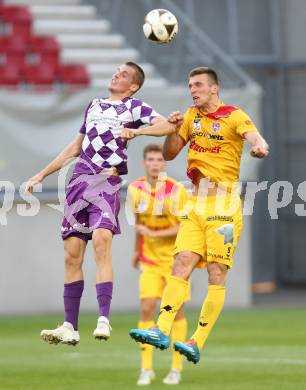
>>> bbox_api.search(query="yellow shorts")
[139,266,191,301]
[174,194,243,269]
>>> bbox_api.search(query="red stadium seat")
[0,7,90,90]
[23,63,55,90]
[0,35,27,69]
[0,4,6,20]
[0,63,20,88]
[58,64,90,90]
[0,5,32,40]
[29,36,60,71]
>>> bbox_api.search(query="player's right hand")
[168,111,183,128]
[24,173,44,193]
[250,145,269,158]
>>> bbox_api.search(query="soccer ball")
[143,9,178,44]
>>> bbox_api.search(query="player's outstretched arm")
[244,131,269,158]
[121,117,176,140]
[136,116,177,137]
[25,133,84,193]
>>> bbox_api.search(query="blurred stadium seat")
[0,2,90,89]
[58,63,90,90]
[0,62,19,87]
[23,62,55,90]
[0,4,32,40]
[0,34,27,69]
[29,35,60,71]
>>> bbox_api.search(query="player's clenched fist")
[168,111,183,128]
[121,128,138,140]
[250,145,269,158]
[24,173,44,193]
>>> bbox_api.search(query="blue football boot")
[173,339,201,364]
[129,326,170,350]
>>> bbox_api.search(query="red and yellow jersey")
[128,176,189,271]
[178,103,259,186]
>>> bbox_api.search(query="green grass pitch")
[0,309,305,390]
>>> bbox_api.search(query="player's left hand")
[135,224,156,238]
[121,128,138,140]
[24,173,44,193]
[250,145,269,158]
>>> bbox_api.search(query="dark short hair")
[189,67,219,85]
[143,143,163,159]
[125,61,145,90]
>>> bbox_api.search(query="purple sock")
[96,281,113,319]
[63,280,84,330]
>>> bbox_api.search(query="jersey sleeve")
[131,99,160,126]
[178,109,192,142]
[127,183,138,214]
[127,179,146,214]
[234,109,259,137]
[79,101,92,134]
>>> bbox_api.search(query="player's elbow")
[162,149,176,161]
[163,152,173,161]
[71,142,82,157]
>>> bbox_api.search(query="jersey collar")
[198,101,238,119]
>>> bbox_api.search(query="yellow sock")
[157,276,189,336]
[138,320,154,370]
[191,285,225,350]
[171,317,187,371]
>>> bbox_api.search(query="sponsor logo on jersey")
[193,114,202,130]
[212,122,221,132]
[191,131,224,141]
[190,141,221,153]
[193,121,201,130]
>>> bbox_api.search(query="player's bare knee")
[63,237,86,270]
[93,242,108,262]
[207,262,228,285]
[64,249,82,270]
[93,229,112,263]
[172,253,193,280]
[93,229,112,246]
